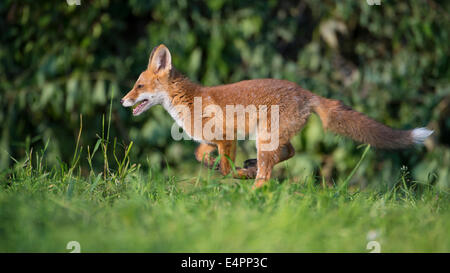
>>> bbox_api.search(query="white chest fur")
[158,92,207,143]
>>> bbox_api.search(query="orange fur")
[121,44,431,188]
[312,97,414,149]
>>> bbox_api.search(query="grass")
[0,109,449,253]
[1,147,449,252]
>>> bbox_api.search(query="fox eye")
[137,84,144,89]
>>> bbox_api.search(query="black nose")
[120,99,124,104]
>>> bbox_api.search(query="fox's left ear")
[148,44,172,74]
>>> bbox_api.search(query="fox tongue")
[132,100,149,115]
[132,103,142,115]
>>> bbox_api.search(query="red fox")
[121,44,433,188]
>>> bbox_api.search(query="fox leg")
[233,158,258,179]
[242,142,295,168]
[195,143,217,168]
[253,141,295,188]
[234,166,258,179]
[236,142,295,180]
[217,140,237,175]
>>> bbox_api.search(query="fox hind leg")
[243,143,294,168]
[236,142,295,181]
[234,167,258,179]
[253,142,295,188]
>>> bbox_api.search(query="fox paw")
[201,158,220,170]
[253,179,268,189]
[233,166,257,179]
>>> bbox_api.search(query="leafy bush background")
[1,0,449,187]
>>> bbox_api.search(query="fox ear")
[148,46,158,65]
[148,44,172,73]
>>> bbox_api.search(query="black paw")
[243,158,257,169]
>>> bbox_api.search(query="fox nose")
[120,99,124,104]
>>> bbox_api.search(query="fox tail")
[312,96,433,149]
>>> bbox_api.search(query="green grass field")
[1,144,449,252]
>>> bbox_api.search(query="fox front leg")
[216,141,237,176]
[195,143,218,169]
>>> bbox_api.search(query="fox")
[121,44,433,188]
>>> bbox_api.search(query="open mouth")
[132,99,150,116]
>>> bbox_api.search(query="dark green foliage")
[0,0,449,187]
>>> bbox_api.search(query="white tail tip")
[411,127,433,144]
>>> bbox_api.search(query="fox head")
[121,44,173,116]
